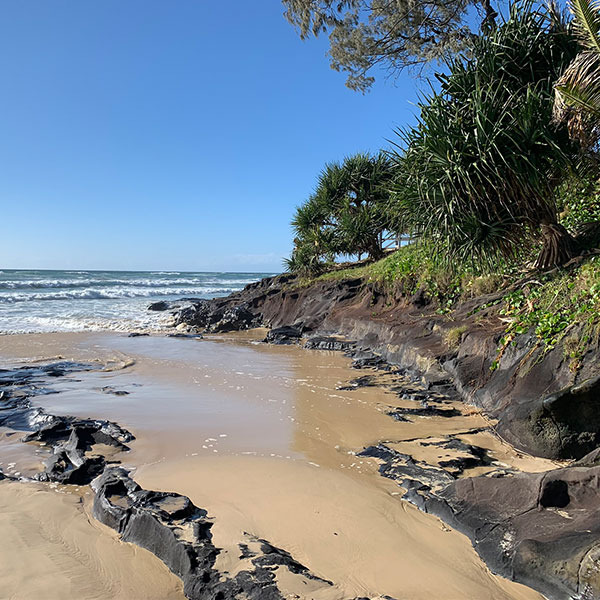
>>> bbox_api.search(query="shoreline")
[0,330,547,600]
[160,270,600,600]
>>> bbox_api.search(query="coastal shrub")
[391,2,581,270]
[311,243,484,309]
[286,153,399,274]
[462,274,504,297]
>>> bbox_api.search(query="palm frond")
[568,0,600,52]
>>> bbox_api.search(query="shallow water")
[0,331,551,599]
[0,269,270,332]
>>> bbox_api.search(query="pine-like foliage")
[282,0,498,91]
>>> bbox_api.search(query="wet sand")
[0,481,184,600]
[0,331,552,599]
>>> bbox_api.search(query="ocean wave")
[0,277,255,290]
[0,312,170,334]
[0,286,237,303]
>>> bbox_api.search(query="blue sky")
[0,1,423,272]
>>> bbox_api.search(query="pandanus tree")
[285,152,396,274]
[393,2,581,269]
[554,0,600,149]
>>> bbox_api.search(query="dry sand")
[0,331,552,599]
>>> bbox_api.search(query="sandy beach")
[0,481,184,600]
[0,330,554,599]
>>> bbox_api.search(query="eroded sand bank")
[0,331,553,599]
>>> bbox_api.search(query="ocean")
[0,269,272,333]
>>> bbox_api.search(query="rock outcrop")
[168,273,600,461]
[362,441,600,600]
[167,271,600,600]
[0,361,338,600]
[92,468,334,600]
[0,362,135,484]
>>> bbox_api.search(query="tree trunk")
[535,222,579,269]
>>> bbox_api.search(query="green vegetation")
[444,326,469,349]
[285,153,396,276]
[494,257,600,371]
[283,1,600,368]
[306,241,510,309]
[287,3,600,277]
[394,4,580,269]
[282,0,499,91]
[554,0,600,149]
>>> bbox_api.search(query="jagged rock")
[387,404,461,421]
[166,333,204,339]
[128,332,150,337]
[337,375,375,390]
[360,444,455,491]
[304,336,356,351]
[171,300,259,333]
[148,301,170,311]
[524,375,600,459]
[363,441,600,600]
[92,468,333,600]
[0,362,135,485]
[421,438,491,476]
[27,418,134,484]
[263,326,303,345]
[211,305,256,333]
[348,350,389,370]
[101,386,130,396]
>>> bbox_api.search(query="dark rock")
[364,441,600,600]
[409,287,430,308]
[27,417,134,484]
[525,375,600,459]
[420,438,491,476]
[348,350,389,370]
[211,305,256,333]
[576,446,600,466]
[92,468,333,600]
[304,336,356,352]
[539,479,570,508]
[0,361,135,485]
[171,299,259,333]
[128,332,150,337]
[359,444,455,490]
[100,386,130,396]
[148,301,170,311]
[387,404,461,421]
[263,326,303,345]
[166,333,204,339]
[337,376,375,390]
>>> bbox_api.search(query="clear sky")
[0,1,422,272]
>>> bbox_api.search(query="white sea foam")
[0,270,277,333]
[0,287,237,303]
[0,269,274,333]
[0,277,255,290]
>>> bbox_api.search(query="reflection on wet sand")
[0,331,549,599]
